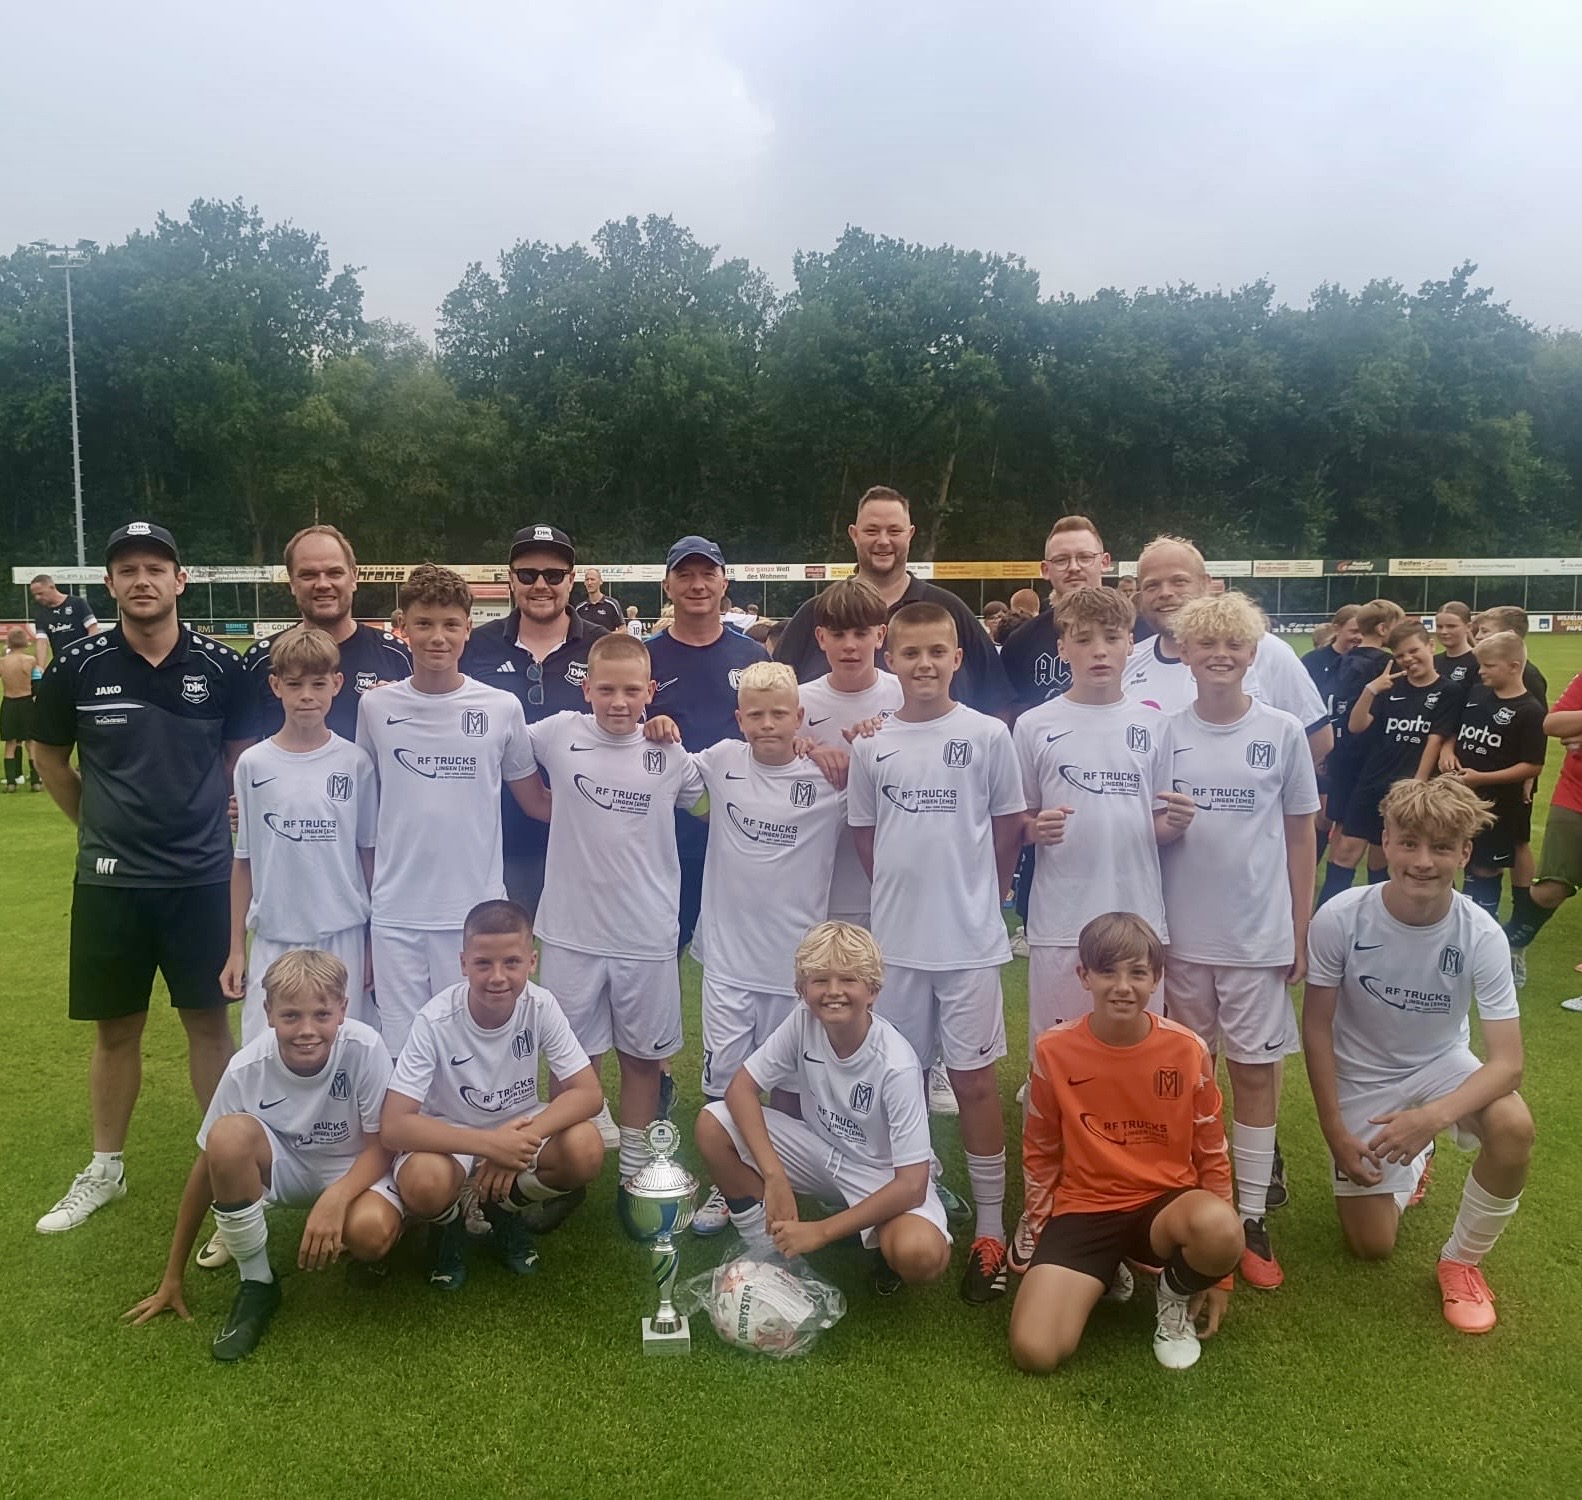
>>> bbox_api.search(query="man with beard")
[574,567,626,635]
[999,516,1112,716]
[774,487,1012,718]
[461,525,608,919]
[240,526,410,741]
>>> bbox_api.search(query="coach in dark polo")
[773,485,1013,716]
[462,524,606,916]
[31,522,250,1236]
[240,524,411,741]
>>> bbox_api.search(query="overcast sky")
[8,0,1580,333]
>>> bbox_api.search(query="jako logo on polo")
[180,674,210,705]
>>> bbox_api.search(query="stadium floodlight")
[33,241,90,568]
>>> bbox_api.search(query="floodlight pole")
[37,243,89,567]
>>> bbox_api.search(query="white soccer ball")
[709,1259,818,1355]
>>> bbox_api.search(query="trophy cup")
[619,1119,699,1354]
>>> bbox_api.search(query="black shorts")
[0,696,31,740]
[1029,1188,1191,1283]
[1471,814,1519,870]
[69,881,231,1021]
[1341,783,1388,846]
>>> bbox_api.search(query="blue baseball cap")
[666,535,726,571]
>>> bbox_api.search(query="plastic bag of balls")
[678,1255,847,1358]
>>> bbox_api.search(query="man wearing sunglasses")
[461,524,608,917]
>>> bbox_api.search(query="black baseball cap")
[105,521,180,565]
[509,524,576,566]
[666,535,726,571]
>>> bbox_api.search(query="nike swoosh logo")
[1352,942,1384,951]
[725,771,745,780]
[1263,1040,1283,1052]
[654,678,679,693]
[1045,731,1072,745]
[386,715,412,725]
[449,1054,474,1066]
[802,1051,825,1064]
[250,777,276,788]
[1066,1075,1094,1086]
[978,1044,993,1055]
[808,716,830,726]
[259,1097,286,1109]
[569,745,593,752]
[875,750,900,762]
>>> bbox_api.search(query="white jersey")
[692,741,846,994]
[389,979,591,1127]
[1013,695,1173,947]
[745,1005,931,1173]
[799,672,904,917]
[356,677,534,930]
[1161,700,1320,966]
[198,1018,390,1174]
[1306,886,1518,1087]
[1123,633,1328,730]
[525,711,704,961]
[233,734,377,942]
[847,703,1025,971]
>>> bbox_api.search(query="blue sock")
[1464,874,1502,918]
[1317,861,1357,907]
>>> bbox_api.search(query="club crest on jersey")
[1425,691,1442,710]
[180,673,210,705]
[1439,945,1464,977]
[565,660,589,687]
[645,748,665,775]
[1247,740,1275,770]
[1154,1068,1181,1100]
[943,739,972,768]
[329,1070,349,1101]
[1493,707,1515,727]
[849,1081,874,1114]
[462,709,488,737]
[728,668,745,691]
[1127,723,1151,753]
[791,780,816,809]
[325,772,352,802]
[512,1029,534,1060]
[354,671,376,694]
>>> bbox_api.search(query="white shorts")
[700,973,796,1099]
[1162,957,1297,1065]
[1331,1048,1488,1198]
[369,924,463,1058]
[537,942,681,1061]
[703,1100,950,1251]
[260,1130,354,1208]
[243,926,372,1047]
[1028,945,1162,1058]
[877,964,1005,1073]
[382,1149,480,1215]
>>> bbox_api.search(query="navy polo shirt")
[33,593,97,654]
[647,627,769,752]
[32,625,249,886]
[242,622,411,741]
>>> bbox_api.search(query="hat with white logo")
[666,535,727,571]
[105,521,180,565]
[509,524,575,566]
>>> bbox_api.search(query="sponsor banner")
[1205,560,1250,578]
[1328,558,1385,575]
[1252,559,1323,579]
[1550,613,1582,635]
[931,561,1040,580]
[1389,559,1455,577]
[590,565,666,583]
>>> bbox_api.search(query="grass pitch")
[2,640,1581,1497]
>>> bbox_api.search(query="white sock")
[91,1151,124,1178]
[212,1199,272,1284]
[1232,1122,1277,1221]
[1441,1174,1521,1266]
[618,1127,647,1184]
[965,1149,1006,1242]
[729,1201,771,1252]
[512,1164,565,1203]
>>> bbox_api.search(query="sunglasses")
[514,567,570,586]
[525,659,543,707]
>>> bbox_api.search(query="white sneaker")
[1104,1262,1135,1303]
[928,1065,959,1116]
[1009,927,1030,959]
[196,1229,233,1269]
[1511,947,1528,990]
[1560,995,1582,1014]
[36,1162,127,1233]
[593,1102,620,1151]
[692,1185,730,1237]
[1015,1079,1028,1106]
[1152,1285,1202,1370]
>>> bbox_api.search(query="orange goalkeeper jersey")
[1023,1013,1232,1223]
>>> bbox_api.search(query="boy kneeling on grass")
[1009,914,1242,1374]
[695,922,952,1296]
[125,950,403,1362]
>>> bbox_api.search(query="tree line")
[3,198,1579,574]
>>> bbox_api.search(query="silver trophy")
[619,1119,699,1354]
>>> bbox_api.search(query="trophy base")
[642,1315,691,1355]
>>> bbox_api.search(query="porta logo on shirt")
[462,709,488,737]
[573,773,652,816]
[943,739,972,768]
[326,772,353,802]
[1358,975,1453,1015]
[1383,713,1432,742]
[394,748,478,780]
[180,673,210,705]
[726,801,800,848]
[263,811,340,843]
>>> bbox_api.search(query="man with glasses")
[998,515,1113,715]
[461,525,608,917]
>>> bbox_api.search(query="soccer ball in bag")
[710,1259,818,1354]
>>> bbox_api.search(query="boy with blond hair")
[696,922,950,1293]
[1304,778,1532,1333]
[223,624,378,1044]
[1159,591,1318,1289]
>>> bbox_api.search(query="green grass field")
[3,639,1581,1497]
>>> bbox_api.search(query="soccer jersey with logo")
[1437,685,1547,820]
[198,1018,390,1175]
[243,624,411,741]
[524,711,705,960]
[1437,651,1478,689]
[355,677,534,929]
[847,704,1025,971]
[1161,700,1319,966]
[32,593,96,653]
[798,672,904,917]
[1013,695,1174,947]
[1123,633,1328,730]
[1351,676,1459,800]
[1306,886,1517,1086]
[233,734,378,942]
[692,740,847,994]
[744,1005,931,1173]
[389,980,590,1127]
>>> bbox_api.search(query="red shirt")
[1552,671,1582,816]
